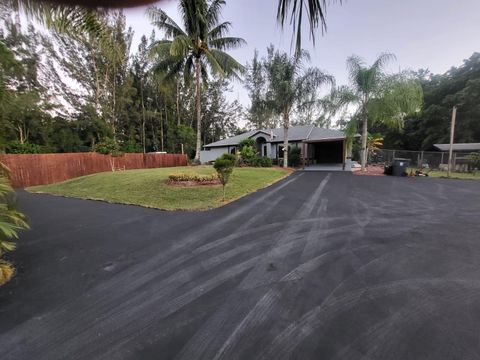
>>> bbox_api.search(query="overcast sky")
[124,0,480,106]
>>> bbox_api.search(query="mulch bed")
[167,180,221,187]
[353,165,385,176]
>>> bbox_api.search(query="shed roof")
[204,125,345,148]
[433,143,480,152]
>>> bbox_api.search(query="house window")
[263,145,267,157]
[230,147,236,154]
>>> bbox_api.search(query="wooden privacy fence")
[0,152,188,188]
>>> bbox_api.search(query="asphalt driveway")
[1,172,480,359]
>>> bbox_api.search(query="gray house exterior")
[200,125,347,168]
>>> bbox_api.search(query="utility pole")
[447,106,457,177]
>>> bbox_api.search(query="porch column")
[302,142,306,169]
[342,139,346,170]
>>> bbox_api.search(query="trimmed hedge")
[168,173,218,182]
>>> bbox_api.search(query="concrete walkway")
[301,163,350,171]
[1,173,480,359]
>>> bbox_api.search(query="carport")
[302,138,346,170]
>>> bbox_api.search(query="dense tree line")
[0,4,243,158]
[375,53,480,150]
[1,0,479,160]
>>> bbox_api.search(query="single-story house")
[200,125,347,168]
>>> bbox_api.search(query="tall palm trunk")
[283,109,289,168]
[360,112,368,171]
[194,57,202,163]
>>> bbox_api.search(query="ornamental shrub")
[168,173,218,182]
[288,147,302,167]
[214,153,236,200]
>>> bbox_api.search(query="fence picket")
[0,152,188,188]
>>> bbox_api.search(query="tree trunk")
[194,57,202,164]
[283,110,289,168]
[140,79,146,153]
[176,78,181,126]
[160,103,168,151]
[361,112,368,171]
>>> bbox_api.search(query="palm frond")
[206,0,225,28]
[277,0,341,55]
[7,0,105,37]
[208,21,232,40]
[147,7,186,39]
[208,49,245,79]
[209,37,246,51]
[346,55,365,85]
[170,35,193,58]
[372,52,396,72]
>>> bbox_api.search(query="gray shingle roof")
[433,143,480,151]
[204,125,345,148]
[308,127,345,141]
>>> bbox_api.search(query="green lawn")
[426,170,480,180]
[408,167,480,180]
[27,166,291,210]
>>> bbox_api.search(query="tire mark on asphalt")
[238,173,331,290]
[301,198,328,261]
[210,244,383,360]
[258,278,480,360]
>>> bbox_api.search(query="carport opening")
[309,141,344,164]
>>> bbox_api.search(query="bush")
[94,138,122,156]
[249,156,273,167]
[240,144,256,164]
[467,152,480,171]
[214,153,236,200]
[288,147,302,167]
[7,141,44,154]
[123,139,143,153]
[239,138,255,150]
[168,173,218,182]
[258,156,273,167]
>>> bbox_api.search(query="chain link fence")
[370,149,477,172]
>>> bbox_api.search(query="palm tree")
[148,0,245,163]
[264,47,334,167]
[346,53,395,170]
[277,0,342,54]
[342,54,423,170]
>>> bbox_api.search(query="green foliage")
[335,53,423,169]
[240,144,256,164]
[122,139,143,153]
[29,166,289,210]
[0,3,243,159]
[148,0,246,162]
[250,156,273,167]
[239,138,255,150]
[7,141,44,154]
[288,147,302,167]
[94,138,122,157]
[467,152,480,171]
[377,53,480,150]
[259,45,333,167]
[214,153,236,199]
[168,173,218,182]
[277,0,339,55]
[244,50,274,129]
[0,164,29,286]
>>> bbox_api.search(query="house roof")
[433,143,480,152]
[204,125,345,148]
